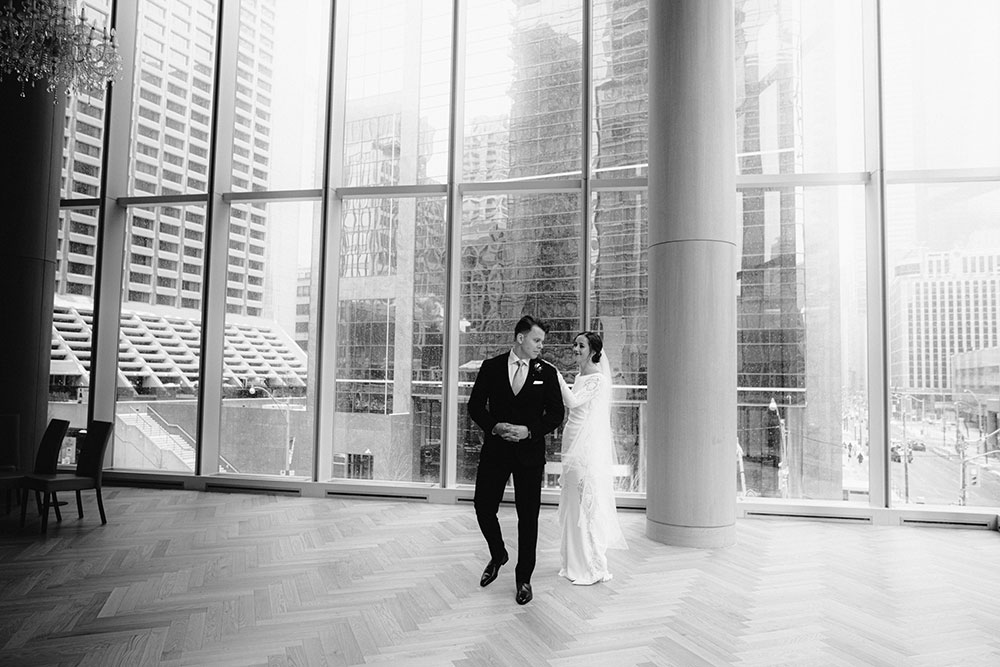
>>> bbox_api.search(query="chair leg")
[96,487,107,525]
[52,492,62,522]
[40,492,50,534]
[19,488,28,527]
[76,490,84,519]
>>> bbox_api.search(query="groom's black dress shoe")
[515,582,533,605]
[480,552,509,587]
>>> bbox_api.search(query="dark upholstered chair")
[0,418,69,515]
[20,420,113,534]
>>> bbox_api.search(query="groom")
[468,315,565,605]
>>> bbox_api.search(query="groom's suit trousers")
[474,446,544,582]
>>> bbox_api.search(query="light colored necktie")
[512,360,526,395]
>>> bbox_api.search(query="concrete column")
[646,0,738,548]
[0,81,65,470]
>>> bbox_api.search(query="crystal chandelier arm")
[0,0,122,97]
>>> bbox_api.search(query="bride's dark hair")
[576,331,603,363]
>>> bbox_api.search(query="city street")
[844,417,1000,506]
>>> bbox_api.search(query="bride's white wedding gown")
[557,370,628,585]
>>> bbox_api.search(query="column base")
[646,517,736,548]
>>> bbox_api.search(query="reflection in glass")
[737,186,867,501]
[129,0,218,196]
[886,183,1000,507]
[339,0,452,187]
[331,197,447,483]
[586,191,647,493]
[458,193,581,484]
[591,0,648,179]
[464,0,583,181]
[219,201,318,477]
[112,206,207,472]
[735,0,864,176]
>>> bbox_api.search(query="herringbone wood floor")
[1,488,998,666]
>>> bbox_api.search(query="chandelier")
[0,0,122,97]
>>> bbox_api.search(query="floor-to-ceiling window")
[326,0,452,484]
[48,0,1000,513]
[47,0,116,464]
[882,0,1000,508]
[735,0,870,502]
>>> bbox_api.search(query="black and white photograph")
[1,0,999,664]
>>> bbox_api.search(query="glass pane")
[591,0,648,179]
[338,0,452,187]
[586,191,647,493]
[60,0,113,200]
[331,197,447,483]
[229,0,329,192]
[735,0,864,176]
[737,186,868,501]
[128,0,217,196]
[882,0,1000,171]
[458,193,582,485]
[220,201,319,477]
[464,0,583,182]
[114,205,206,472]
[886,182,1000,507]
[50,209,100,462]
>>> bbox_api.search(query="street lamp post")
[953,400,972,444]
[249,384,294,476]
[902,402,909,503]
[906,394,925,427]
[891,390,916,504]
[964,389,983,448]
[769,398,788,498]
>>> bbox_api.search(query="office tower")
[57,0,275,315]
[890,250,1000,401]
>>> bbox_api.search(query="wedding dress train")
[557,366,627,585]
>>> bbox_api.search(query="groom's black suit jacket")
[468,353,565,468]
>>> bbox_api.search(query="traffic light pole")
[959,427,1000,506]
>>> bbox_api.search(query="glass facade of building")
[46,0,1000,512]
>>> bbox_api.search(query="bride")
[555,331,628,585]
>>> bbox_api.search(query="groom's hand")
[492,422,529,442]
[504,425,530,441]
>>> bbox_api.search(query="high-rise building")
[294,269,311,351]
[50,0,298,403]
[56,0,276,317]
[889,250,1000,407]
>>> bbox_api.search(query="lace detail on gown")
[556,371,627,585]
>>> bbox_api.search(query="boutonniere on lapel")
[531,361,543,375]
